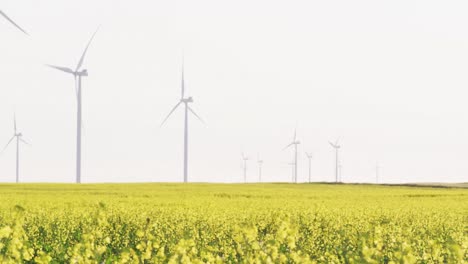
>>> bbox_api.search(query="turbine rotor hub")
[182,97,193,103]
[76,69,88,77]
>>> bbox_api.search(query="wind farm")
[0,1,466,263]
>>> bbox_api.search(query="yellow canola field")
[0,183,466,263]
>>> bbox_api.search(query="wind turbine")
[241,153,249,183]
[161,57,205,183]
[305,152,313,183]
[329,139,341,183]
[1,114,30,183]
[257,153,263,182]
[46,28,99,184]
[283,129,300,183]
[0,10,28,35]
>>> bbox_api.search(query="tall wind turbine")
[257,153,263,182]
[241,153,249,183]
[305,152,313,183]
[1,114,30,183]
[161,57,205,183]
[329,140,341,183]
[46,28,99,184]
[0,10,28,35]
[283,129,300,183]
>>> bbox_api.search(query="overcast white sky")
[1,0,467,183]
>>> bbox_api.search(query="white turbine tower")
[1,114,30,183]
[283,129,300,183]
[257,153,263,182]
[305,152,313,183]
[241,153,249,183]
[329,140,341,183]
[161,57,205,183]
[0,10,28,35]
[46,28,99,184]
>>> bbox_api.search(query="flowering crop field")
[0,183,466,263]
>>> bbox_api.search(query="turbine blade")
[160,102,182,127]
[293,128,297,142]
[328,141,337,148]
[188,106,205,124]
[1,136,16,155]
[283,142,294,151]
[46,64,75,74]
[20,138,31,145]
[75,26,100,72]
[0,10,28,35]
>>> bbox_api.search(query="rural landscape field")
[0,183,466,263]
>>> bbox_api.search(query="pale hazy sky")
[1,0,467,183]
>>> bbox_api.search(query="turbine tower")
[283,129,300,183]
[0,10,28,35]
[305,152,313,183]
[257,153,263,182]
[329,140,341,183]
[241,153,249,183]
[46,28,99,183]
[1,114,30,183]
[161,56,205,183]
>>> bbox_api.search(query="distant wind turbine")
[1,114,30,183]
[305,152,313,183]
[329,139,341,183]
[241,153,249,183]
[283,129,300,183]
[0,10,28,35]
[46,28,99,183]
[161,56,205,183]
[257,153,263,182]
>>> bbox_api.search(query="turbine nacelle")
[181,97,193,103]
[329,140,341,149]
[76,69,88,77]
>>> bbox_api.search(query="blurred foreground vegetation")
[0,183,466,263]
